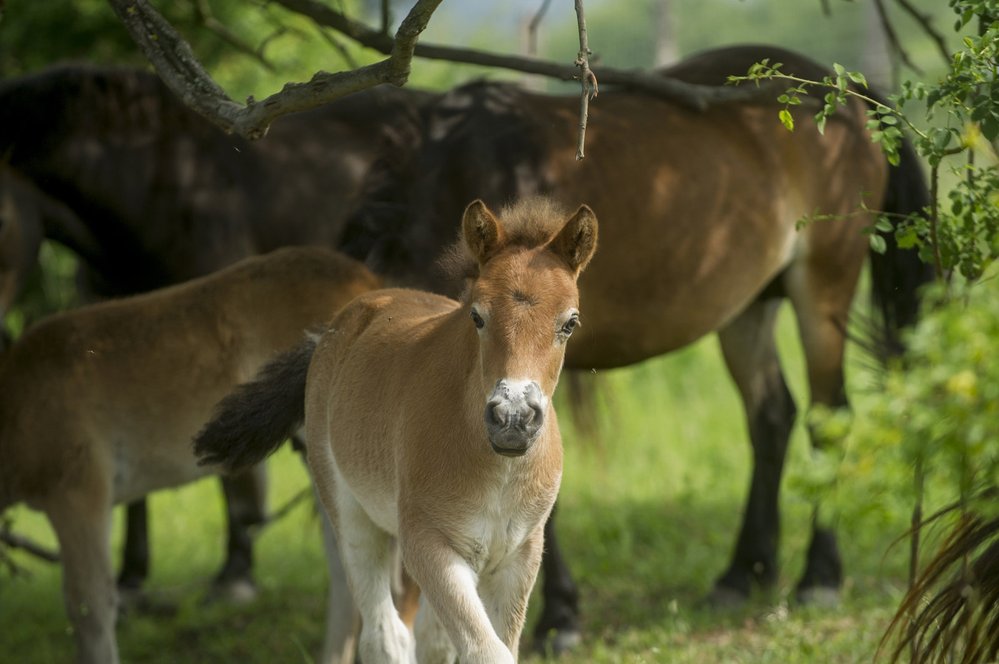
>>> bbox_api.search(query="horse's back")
[659,44,837,86]
[0,247,378,506]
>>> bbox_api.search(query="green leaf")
[870,233,887,254]
[778,108,795,132]
[816,114,827,135]
[875,217,894,233]
[847,71,868,88]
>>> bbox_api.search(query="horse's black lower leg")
[212,468,268,600]
[712,369,796,601]
[795,392,848,603]
[117,500,150,591]
[532,503,581,654]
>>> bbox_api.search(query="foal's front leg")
[402,531,514,664]
[480,525,546,656]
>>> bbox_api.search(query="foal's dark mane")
[439,196,571,284]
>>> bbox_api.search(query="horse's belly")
[111,432,209,504]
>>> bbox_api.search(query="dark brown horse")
[0,64,434,599]
[342,44,934,650]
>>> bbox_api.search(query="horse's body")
[0,246,379,663]
[345,44,933,646]
[196,198,598,663]
[0,64,433,594]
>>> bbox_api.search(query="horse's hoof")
[116,587,179,618]
[532,628,582,657]
[795,586,841,608]
[206,578,259,605]
[700,584,750,611]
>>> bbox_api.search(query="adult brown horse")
[342,44,934,650]
[0,246,379,664]
[0,64,433,598]
[196,197,598,663]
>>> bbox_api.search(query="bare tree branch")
[0,528,60,565]
[873,0,923,75]
[108,0,443,139]
[892,0,951,65]
[573,0,597,160]
[191,0,276,71]
[527,0,553,56]
[269,0,777,111]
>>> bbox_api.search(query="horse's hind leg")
[785,260,858,605]
[211,464,268,602]
[45,488,118,663]
[117,500,150,595]
[531,505,581,654]
[711,297,797,604]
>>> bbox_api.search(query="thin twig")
[380,0,390,36]
[872,0,923,75]
[192,0,276,71]
[909,455,924,663]
[573,0,598,160]
[892,0,952,66]
[0,529,60,564]
[527,0,553,56]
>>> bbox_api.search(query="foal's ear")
[549,204,598,274]
[462,199,506,264]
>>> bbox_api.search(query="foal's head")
[457,197,597,456]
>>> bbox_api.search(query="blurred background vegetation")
[3,1,997,662]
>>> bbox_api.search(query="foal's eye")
[560,314,580,337]
[471,309,485,330]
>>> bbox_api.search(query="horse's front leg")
[46,490,118,664]
[480,524,546,658]
[401,530,512,664]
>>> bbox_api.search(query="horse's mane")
[438,196,570,283]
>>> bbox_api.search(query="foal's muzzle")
[484,379,546,456]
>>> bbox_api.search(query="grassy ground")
[0,304,914,663]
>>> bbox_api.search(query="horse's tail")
[194,334,318,473]
[881,495,999,664]
[864,90,937,356]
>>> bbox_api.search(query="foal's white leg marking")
[336,485,415,664]
[403,542,514,664]
[479,526,546,654]
[414,594,457,664]
[316,487,359,664]
[47,498,118,664]
[306,427,412,663]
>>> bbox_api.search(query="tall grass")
[0,303,914,662]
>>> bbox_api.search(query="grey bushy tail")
[194,335,318,473]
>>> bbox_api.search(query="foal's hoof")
[795,586,841,608]
[206,578,259,605]
[532,628,582,657]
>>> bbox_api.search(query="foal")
[0,247,379,664]
[196,197,597,662]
